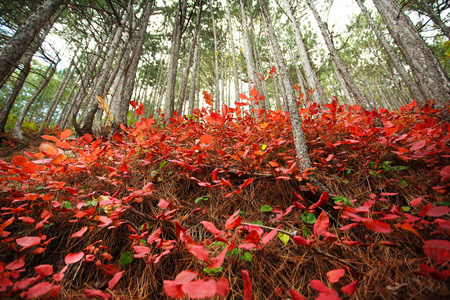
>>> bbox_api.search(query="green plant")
[195,195,210,204]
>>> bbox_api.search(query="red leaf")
[12,155,29,166]
[326,269,345,283]
[440,166,450,178]
[188,245,209,262]
[119,161,128,173]
[210,243,234,269]
[225,210,242,230]
[174,270,198,284]
[26,282,53,299]
[83,133,93,143]
[261,225,280,245]
[108,271,124,289]
[201,221,225,236]
[242,270,254,300]
[314,211,329,236]
[65,252,84,264]
[423,240,450,264]
[410,197,422,207]
[39,142,59,157]
[55,141,71,150]
[41,135,60,143]
[83,289,111,300]
[426,206,450,217]
[34,264,53,277]
[112,131,122,143]
[203,91,213,105]
[53,266,67,282]
[16,236,41,249]
[290,289,306,300]
[309,279,329,293]
[239,93,247,100]
[199,134,213,144]
[341,280,358,295]
[418,203,433,217]
[293,236,315,246]
[60,129,72,140]
[339,223,359,231]
[99,216,112,227]
[5,256,25,270]
[163,280,184,298]
[71,227,88,238]
[309,192,328,210]
[250,88,258,97]
[400,222,422,240]
[216,277,230,297]
[410,140,426,151]
[157,199,171,210]
[239,178,255,190]
[182,279,216,298]
[23,162,38,174]
[244,230,261,244]
[364,220,392,233]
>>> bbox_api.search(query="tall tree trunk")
[225,0,240,103]
[13,63,57,142]
[209,0,221,111]
[306,0,371,110]
[283,0,327,104]
[240,0,266,112]
[373,0,450,107]
[177,2,203,115]
[188,39,200,115]
[355,0,426,102]
[164,0,188,121]
[0,0,64,84]
[111,0,154,131]
[258,0,312,170]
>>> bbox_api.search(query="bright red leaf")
[16,236,41,249]
[39,142,59,157]
[290,289,306,300]
[314,210,329,236]
[71,227,88,238]
[5,256,25,270]
[216,277,230,297]
[65,252,84,264]
[35,264,53,277]
[242,270,254,300]
[26,282,53,299]
[326,269,345,283]
[341,280,358,295]
[261,226,280,245]
[12,155,28,166]
[83,289,111,300]
[309,192,328,210]
[199,134,213,144]
[60,129,72,140]
[225,210,241,230]
[410,140,426,151]
[423,240,450,264]
[364,220,392,233]
[108,271,124,289]
[181,279,216,299]
[425,206,450,217]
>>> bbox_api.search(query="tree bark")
[258,0,312,170]
[188,38,200,115]
[209,0,221,112]
[416,0,450,39]
[0,0,64,84]
[373,0,450,107]
[355,0,426,102]
[307,0,371,110]
[225,0,240,104]
[164,0,188,121]
[283,0,327,104]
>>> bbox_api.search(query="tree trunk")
[188,39,200,115]
[0,0,64,84]
[164,0,188,121]
[258,0,312,170]
[283,0,327,104]
[111,0,154,131]
[307,0,371,110]
[240,0,265,112]
[373,0,450,107]
[209,0,221,111]
[225,0,240,104]
[13,63,57,142]
[177,2,203,115]
[355,0,425,102]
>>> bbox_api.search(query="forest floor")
[0,99,449,300]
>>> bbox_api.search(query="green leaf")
[238,211,247,217]
[240,252,252,261]
[226,248,241,258]
[399,179,408,187]
[402,206,410,212]
[252,220,263,225]
[261,144,267,151]
[204,266,223,276]
[120,251,134,265]
[278,232,289,245]
[195,197,203,204]
[260,205,273,212]
[167,171,173,176]
[302,226,310,238]
[306,213,316,224]
[139,239,147,245]
[159,161,167,169]
[301,214,306,222]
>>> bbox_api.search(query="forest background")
[0,0,449,299]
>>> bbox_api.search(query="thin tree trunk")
[209,0,221,111]
[225,0,240,103]
[0,0,64,84]
[283,0,327,104]
[373,0,450,107]
[307,0,371,110]
[258,0,312,170]
[188,39,200,115]
[416,0,450,39]
[355,0,425,102]
[13,63,57,142]
[164,0,188,121]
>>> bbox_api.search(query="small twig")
[241,222,295,236]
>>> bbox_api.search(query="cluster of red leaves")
[0,97,449,299]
